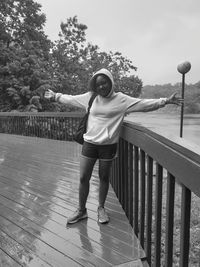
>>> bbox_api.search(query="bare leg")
[98,160,113,208]
[79,156,96,210]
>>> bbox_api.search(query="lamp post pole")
[177,61,191,138]
[180,73,185,138]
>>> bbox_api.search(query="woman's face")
[95,75,112,97]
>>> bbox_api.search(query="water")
[125,113,200,146]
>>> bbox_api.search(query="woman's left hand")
[166,92,183,105]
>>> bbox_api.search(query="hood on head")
[89,68,114,97]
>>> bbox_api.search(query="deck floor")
[0,134,146,267]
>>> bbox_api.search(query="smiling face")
[95,75,112,97]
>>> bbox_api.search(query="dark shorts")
[81,141,117,161]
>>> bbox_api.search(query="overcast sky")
[36,0,200,85]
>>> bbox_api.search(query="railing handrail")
[123,121,200,159]
[0,112,84,117]
[121,121,200,198]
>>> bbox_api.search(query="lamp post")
[177,61,191,137]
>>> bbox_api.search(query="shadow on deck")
[0,134,147,267]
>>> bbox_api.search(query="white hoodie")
[55,69,167,144]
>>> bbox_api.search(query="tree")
[0,0,52,111]
[52,16,142,98]
[0,0,48,49]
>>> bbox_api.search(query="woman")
[45,68,182,224]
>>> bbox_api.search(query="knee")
[80,173,90,184]
[99,173,109,183]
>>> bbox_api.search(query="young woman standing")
[45,68,182,224]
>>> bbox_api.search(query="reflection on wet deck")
[0,134,147,267]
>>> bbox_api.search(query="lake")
[125,113,200,146]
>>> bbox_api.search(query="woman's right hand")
[44,89,56,100]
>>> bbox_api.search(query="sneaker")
[97,207,109,224]
[66,208,88,225]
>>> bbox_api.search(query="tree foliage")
[0,0,47,47]
[0,0,53,111]
[0,1,142,112]
[52,16,142,99]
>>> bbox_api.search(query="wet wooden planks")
[0,134,146,267]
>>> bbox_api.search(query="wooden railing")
[0,112,83,140]
[110,121,200,267]
[0,112,199,266]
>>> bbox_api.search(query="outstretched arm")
[44,89,91,109]
[125,91,183,113]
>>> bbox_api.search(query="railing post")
[165,173,175,267]
[139,149,146,248]
[179,186,191,267]
[154,163,163,267]
[133,146,139,236]
[124,140,129,213]
[146,155,153,264]
[128,143,133,226]
[119,138,123,204]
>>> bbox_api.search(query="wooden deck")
[0,134,147,267]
